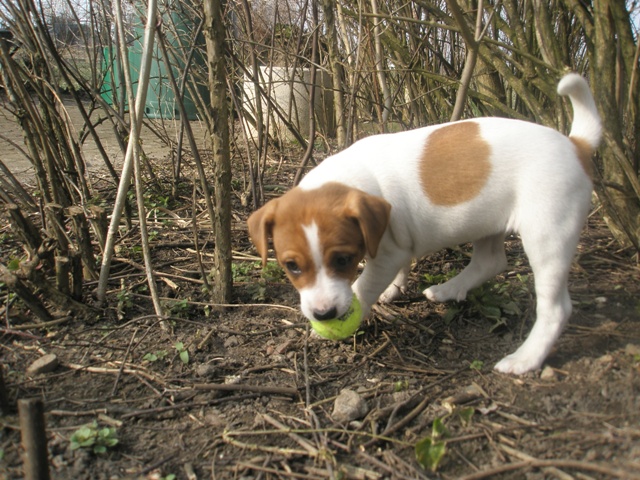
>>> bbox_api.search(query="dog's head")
[247,182,391,321]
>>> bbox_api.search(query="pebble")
[594,296,607,307]
[624,343,640,356]
[392,390,413,404]
[597,354,613,364]
[224,336,240,348]
[27,353,59,375]
[332,389,369,423]
[195,363,217,378]
[540,366,557,380]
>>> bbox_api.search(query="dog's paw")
[494,353,543,375]
[424,284,467,303]
[379,283,404,303]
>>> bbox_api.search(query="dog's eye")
[333,254,354,270]
[284,261,302,275]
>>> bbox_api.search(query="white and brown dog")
[248,74,601,374]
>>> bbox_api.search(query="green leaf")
[104,438,119,447]
[469,359,484,371]
[76,426,92,437]
[458,407,475,426]
[70,425,95,444]
[432,417,449,440]
[93,445,107,454]
[175,341,184,351]
[98,427,115,439]
[180,349,190,365]
[415,437,447,472]
[501,301,522,316]
[143,352,158,362]
[81,438,96,447]
[480,305,502,320]
[442,305,461,325]
[7,258,20,271]
[488,317,508,333]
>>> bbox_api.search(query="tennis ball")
[310,295,363,340]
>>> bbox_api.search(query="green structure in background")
[101,0,208,120]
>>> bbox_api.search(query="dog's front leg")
[379,264,411,303]
[353,250,413,316]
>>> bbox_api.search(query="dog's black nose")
[313,307,338,321]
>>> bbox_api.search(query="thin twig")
[193,383,299,397]
[110,327,138,396]
[458,459,640,480]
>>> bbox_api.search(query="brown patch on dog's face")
[247,183,391,293]
[571,137,594,179]
[420,122,491,205]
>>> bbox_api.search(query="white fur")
[299,223,354,321]
[295,74,601,374]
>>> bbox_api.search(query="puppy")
[248,73,601,374]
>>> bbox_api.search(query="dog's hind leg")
[494,219,583,374]
[424,234,508,303]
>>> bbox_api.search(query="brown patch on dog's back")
[420,122,491,206]
[571,137,594,180]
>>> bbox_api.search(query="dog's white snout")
[300,283,352,321]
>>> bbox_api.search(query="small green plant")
[415,417,448,472]
[244,261,285,302]
[423,270,457,286]
[438,274,530,330]
[469,359,484,371]
[143,350,168,363]
[167,298,190,318]
[261,261,285,282]
[7,257,21,271]
[174,342,189,365]
[415,407,475,472]
[70,421,118,454]
[143,190,170,211]
[232,261,257,282]
[458,407,475,426]
[393,380,410,392]
[116,280,133,319]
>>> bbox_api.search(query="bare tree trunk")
[448,0,488,122]
[370,0,392,126]
[587,0,640,250]
[203,0,233,303]
[319,0,346,146]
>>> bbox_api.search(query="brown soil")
[1,102,640,480]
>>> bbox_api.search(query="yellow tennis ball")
[310,296,363,340]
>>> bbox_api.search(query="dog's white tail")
[557,73,602,151]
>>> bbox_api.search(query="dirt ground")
[1,101,640,479]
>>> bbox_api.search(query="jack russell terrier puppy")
[248,73,602,375]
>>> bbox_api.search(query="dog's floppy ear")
[247,200,278,266]
[345,191,391,258]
